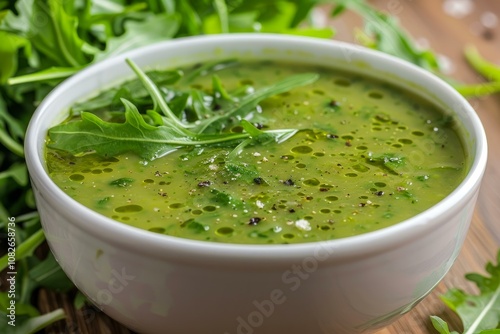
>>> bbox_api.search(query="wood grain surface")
[38,1,500,333]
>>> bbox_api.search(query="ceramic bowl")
[25,34,487,334]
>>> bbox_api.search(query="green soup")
[46,60,467,244]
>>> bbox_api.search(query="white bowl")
[25,34,487,334]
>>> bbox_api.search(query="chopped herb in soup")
[45,60,467,244]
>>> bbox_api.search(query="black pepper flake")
[345,140,352,147]
[272,204,277,210]
[327,134,339,139]
[154,171,162,177]
[375,191,384,196]
[329,100,339,107]
[253,177,263,185]
[197,181,212,187]
[69,161,75,165]
[320,188,329,192]
[288,208,296,213]
[306,196,313,200]
[158,192,167,197]
[359,203,366,207]
[254,123,264,129]
[213,103,222,111]
[283,179,294,186]
[248,217,262,225]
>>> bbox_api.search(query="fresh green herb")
[210,188,245,209]
[49,97,244,159]
[71,70,184,113]
[109,178,135,187]
[193,73,318,133]
[431,250,500,334]
[366,153,406,175]
[0,308,66,334]
[455,46,500,97]
[48,59,313,160]
[181,219,207,233]
[331,0,441,72]
[463,46,500,81]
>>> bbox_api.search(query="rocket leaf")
[432,250,500,334]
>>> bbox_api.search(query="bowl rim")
[25,33,488,262]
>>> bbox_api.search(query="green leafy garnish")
[181,219,207,233]
[431,250,500,334]
[48,59,316,160]
[210,188,245,209]
[455,46,500,97]
[366,153,406,175]
[193,72,319,133]
[332,0,441,72]
[109,178,135,187]
[71,70,183,113]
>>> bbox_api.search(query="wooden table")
[39,1,500,333]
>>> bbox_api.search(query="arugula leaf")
[333,0,441,72]
[366,153,406,175]
[49,97,252,159]
[0,162,28,186]
[125,58,189,131]
[93,13,180,62]
[0,0,33,35]
[455,46,500,97]
[48,97,299,161]
[0,228,45,271]
[240,119,297,145]
[0,308,65,334]
[210,188,246,209]
[431,316,456,334]
[0,31,26,83]
[0,94,24,156]
[28,252,74,292]
[73,291,87,310]
[29,0,90,67]
[213,0,229,33]
[455,82,500,97]
[195,72,319,133]
[48,99,184,160]
[227,120,298,161]
[212,74,235,102]
[176,0,203,35]
[432,251,500,334]
[189,89,214,120]
[464,45,500,82]
[89,0,136,16]
[71,69,183,113]
[7,66,80,85]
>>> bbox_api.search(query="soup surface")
[46,60,466,244]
